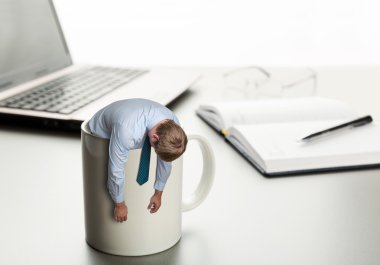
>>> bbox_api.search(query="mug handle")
[182,134,215,212]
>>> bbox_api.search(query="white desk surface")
[1,66,380,265]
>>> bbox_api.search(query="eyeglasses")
[223,66,317,99]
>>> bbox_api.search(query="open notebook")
[196,97,380,176]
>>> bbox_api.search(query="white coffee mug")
[81,122,215,256]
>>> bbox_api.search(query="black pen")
[301,115,373,142]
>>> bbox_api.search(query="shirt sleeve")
[107,123,133,203]
[154,158,172,191]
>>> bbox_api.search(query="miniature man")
[88,98,187,223]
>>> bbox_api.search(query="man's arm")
[154,158,172,191]
[147,159,172,213]
[108,124,131,222]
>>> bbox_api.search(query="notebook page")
[210,97,356,128]
[234,120,380,172]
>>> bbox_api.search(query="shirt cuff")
[111,192,125,204]
[154,180,166,191]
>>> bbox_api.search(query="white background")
[54,0,380,67]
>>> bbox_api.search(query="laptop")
[0,0,199,131]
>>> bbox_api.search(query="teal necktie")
[136,136,151,185]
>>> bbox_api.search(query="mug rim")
[81,120,109,142]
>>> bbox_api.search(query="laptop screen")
[0,0,72,92]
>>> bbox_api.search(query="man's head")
[148,120,187,162]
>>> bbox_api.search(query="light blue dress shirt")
[88,98,180,203]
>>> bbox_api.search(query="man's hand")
[114,202,128,223]
[147,190,163,213]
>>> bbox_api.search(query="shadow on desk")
[0,123,80,139]
[85,229,211,265]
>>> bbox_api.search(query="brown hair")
[154,120,188,162]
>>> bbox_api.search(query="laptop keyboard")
[0,66,148,114]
